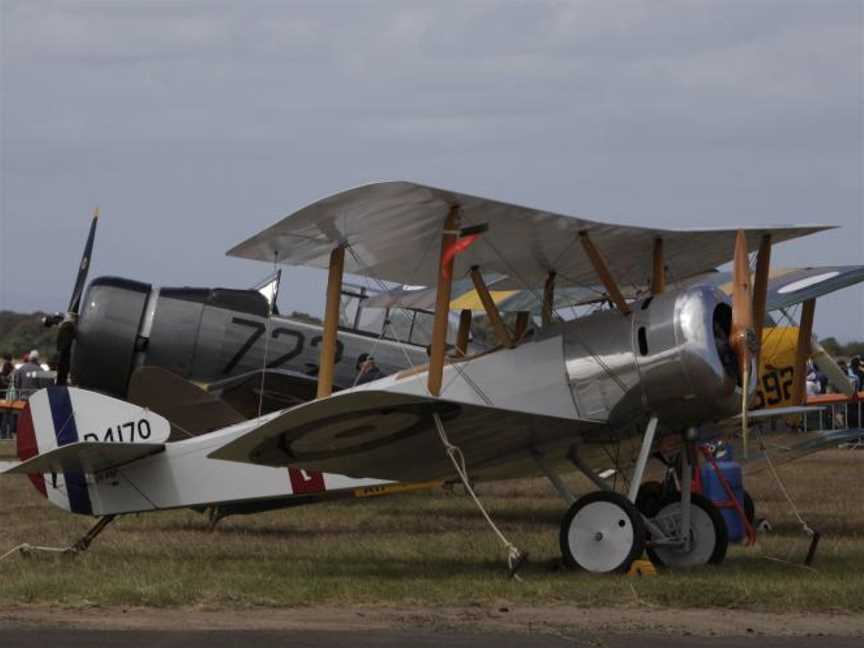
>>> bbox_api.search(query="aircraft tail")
[9,387,171,514]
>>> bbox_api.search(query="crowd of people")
[806,356,864,395]
[0,350,55,439]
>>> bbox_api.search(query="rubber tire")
[560,491,646,574]
[635,481,665,518]
[741,490,755,526]
[647,493,729,568]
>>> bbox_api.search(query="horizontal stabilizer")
[4,441,165,475]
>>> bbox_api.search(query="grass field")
[0,448,861,612]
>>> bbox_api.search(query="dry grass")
[0,450,862,612]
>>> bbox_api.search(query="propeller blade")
[729,230,753,360]
[729,230,755,458]
[55,321,75,386]
[67,208,99,315]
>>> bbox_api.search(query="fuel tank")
[562,285,751,428]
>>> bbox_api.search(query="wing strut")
[316,245,345,399]
[579,231,631,315]
[513,311,530,342]
[455,308,472,357]
[542,271,556,325]
[428,206,461,396]
[470,267,514,348]
[752,234,772,368]
[791,298,816,405]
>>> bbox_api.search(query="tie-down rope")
[754,427,815,538]
[433,412,525,578]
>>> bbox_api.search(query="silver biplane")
[2,182,855,572]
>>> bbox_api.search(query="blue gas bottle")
[699,449,746,543]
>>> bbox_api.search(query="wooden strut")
[470,267,514,349]
[651,237,665,295]
[579,231,631,316]
[542,271,556,326]
[316,245,345,399]
[513,311,531,342]
[428,206,461,397]
[455,308,472,357]
[792,298,816,406]
[751,234,772,368]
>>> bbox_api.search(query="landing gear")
[647,493,728,567]
[635,480,665,518]
[560,491,645,573]
[548,419,731,573]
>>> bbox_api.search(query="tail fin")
[12,387,170,514]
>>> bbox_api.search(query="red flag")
[441,234,479,279]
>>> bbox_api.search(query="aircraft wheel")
[560,491,645,573]
[648,493,728,568]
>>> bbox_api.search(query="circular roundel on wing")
[279,401,462,462]
[777,271,840,295]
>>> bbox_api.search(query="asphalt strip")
[0,604,862,638]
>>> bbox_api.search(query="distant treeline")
[0,311,56,360]
[819,337,864,359]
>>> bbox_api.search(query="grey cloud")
[1,0,861,340]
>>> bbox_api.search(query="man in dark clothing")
[355,353,385,385]
[0,353,13,394]
[12,350,44,398]
[0,353,16,438]
[851,357,864,391]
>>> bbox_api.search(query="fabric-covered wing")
[227,181,832,289]
[363,264,864,317]
[677,265,864,312]
[209,390,604,482]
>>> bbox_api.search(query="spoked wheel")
[647,493,728,568]
[560,491,645,573]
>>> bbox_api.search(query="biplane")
[3,181,861,572]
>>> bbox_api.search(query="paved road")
[1,629,859,647]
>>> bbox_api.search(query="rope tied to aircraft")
[432,412,526,579]
[754,427,821,566]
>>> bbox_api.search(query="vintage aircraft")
[5,181,858,574]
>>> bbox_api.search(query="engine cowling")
[563,285,753,429]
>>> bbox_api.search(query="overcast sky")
[1,0,862,340]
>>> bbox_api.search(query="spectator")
[12,350,44,399]
[851,357,864,391]
[0,353,13,394]
[805,361,820,395]
[355,353,385,385]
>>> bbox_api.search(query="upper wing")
[227,181,832,288]
[209,389,604,482]
[679,265,864,311]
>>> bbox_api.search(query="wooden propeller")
[729,230,756,458]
